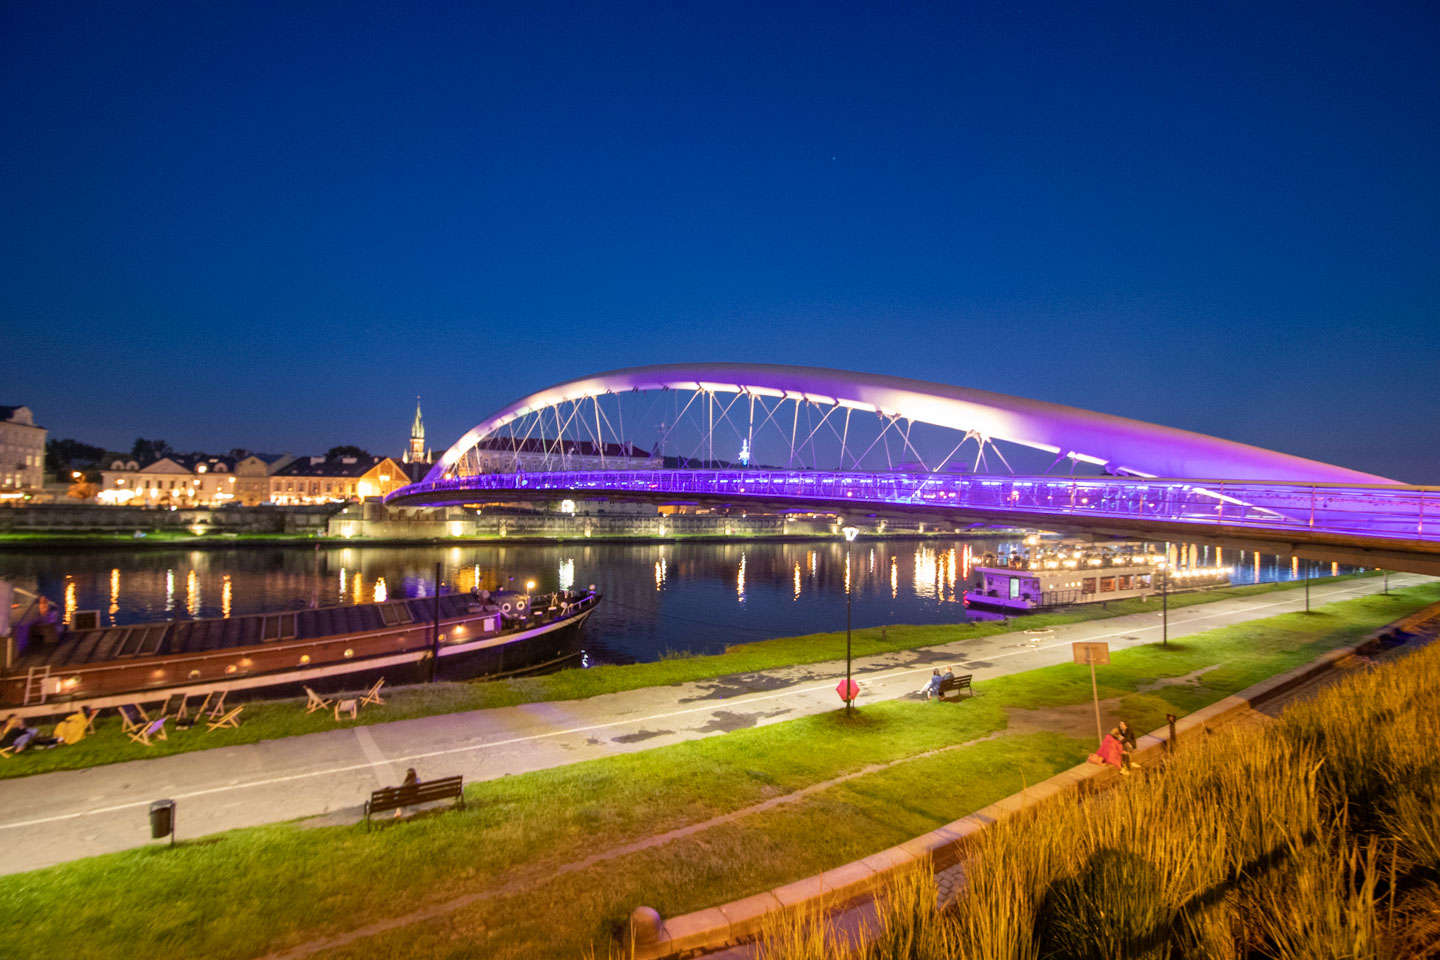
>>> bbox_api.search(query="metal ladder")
[23,665,50,706]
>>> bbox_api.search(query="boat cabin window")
[1117,575,1132,590]
[1099,577,1116,593]
[1082,578,1096,595]
[1009,577,1021,600]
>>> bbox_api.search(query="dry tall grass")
[757,637,1440,959]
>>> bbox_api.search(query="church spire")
[406,397,426,463]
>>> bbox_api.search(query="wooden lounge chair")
[304,686,333,714]
[0,745,13,760]
[359,677,386,708]
[203,690,228,720]
[207,705,244,732]
[173,693,200,729]
[81,707,99,735]
[160,692,186,718]
[334,698,358,721]
[128,716,168,747]
[118,703,151,734]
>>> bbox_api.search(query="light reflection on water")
[0,540,1361,666]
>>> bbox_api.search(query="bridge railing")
[390,470,1439,544]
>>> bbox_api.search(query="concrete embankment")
[0,501,1000,545]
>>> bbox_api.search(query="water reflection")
[0,538,1365,667]
[109,568,120,624]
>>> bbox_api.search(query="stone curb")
[630,599,1440,960]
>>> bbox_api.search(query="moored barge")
[964,540,1231,612]
[2,588,598,717]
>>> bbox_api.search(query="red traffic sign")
[836,678,859,703]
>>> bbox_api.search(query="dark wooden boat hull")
[3,595,598,718]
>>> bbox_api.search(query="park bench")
[363,775,465,828]
[937,674,974,700]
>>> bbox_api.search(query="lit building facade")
[270,455,410,504]
[0,405,47,500]
[235,453,295,506]
[100,455,240,505]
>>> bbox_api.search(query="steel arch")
[427,363,1396,485]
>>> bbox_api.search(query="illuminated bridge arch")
[427,363,1395,485]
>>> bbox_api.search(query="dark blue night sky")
[3,2,1437,481]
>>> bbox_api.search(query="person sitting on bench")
[394,767,419,818]
[922,669,943,700]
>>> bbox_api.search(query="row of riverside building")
[3,400,435,507]
[9,398,662,508]
[97,400,435,507]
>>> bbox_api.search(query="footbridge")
[388,364,1440,576]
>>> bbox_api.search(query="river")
[0,539,1355,665]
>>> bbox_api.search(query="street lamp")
[1156,559,1168,647]
[842,526,859,715]
[525,579,536,616]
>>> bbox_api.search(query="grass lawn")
[0,581,1433,960]
[0,572,1385,781]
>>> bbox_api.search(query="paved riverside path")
[0,574,1427,874]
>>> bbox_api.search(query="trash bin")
[149,799,175,840]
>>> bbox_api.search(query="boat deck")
[11,595,492,671]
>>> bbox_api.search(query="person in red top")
[1097,729,1128,775]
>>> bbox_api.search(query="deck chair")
[0,745,13,760]
[118,703,151,734]
[127,716,168,747]
[359,677,386,708]
[160,692,186,718]
[188,689,219,721]
[304,686,333,714]
[207,705,244,732]
[80,707,99,735]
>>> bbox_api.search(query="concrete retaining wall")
[0,503,333,534]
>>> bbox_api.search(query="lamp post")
[842,526,859,715]
[525,579,536,618]
[1157,559,1169,647]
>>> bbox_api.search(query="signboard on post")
[1072,641,1110,665]
[1072,641,1111,748]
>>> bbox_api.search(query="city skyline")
[3,2,1438,481]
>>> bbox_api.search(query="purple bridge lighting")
[390,364,1440,575]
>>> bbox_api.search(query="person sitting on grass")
[0,715,38,753]
[52,708,92,745]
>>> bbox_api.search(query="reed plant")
[756,635,1440,959]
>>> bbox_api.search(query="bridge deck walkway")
[0,574,1427,875]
